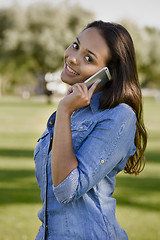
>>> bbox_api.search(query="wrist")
[57,101,73,117]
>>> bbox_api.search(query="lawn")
[0,96,160,240]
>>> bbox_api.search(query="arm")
[51,81,99,187]
[52,104,137,204]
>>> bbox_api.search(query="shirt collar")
[47,91,102,132]
[89,91,102,113]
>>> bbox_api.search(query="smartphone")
[84,67,111,90]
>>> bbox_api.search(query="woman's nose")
[68,54,78,65]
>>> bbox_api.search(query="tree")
[120,19,160,88]
[0,2,94,95]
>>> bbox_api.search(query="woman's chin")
[61,71,67,83]
[61,72,77,86]
[61,72,71,86]
[61,70,86,86]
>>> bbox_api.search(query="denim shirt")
[34,91,136,240]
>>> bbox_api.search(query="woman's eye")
[85,55,93,63]
[72,42,79,49]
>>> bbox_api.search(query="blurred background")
[0,0,160,239]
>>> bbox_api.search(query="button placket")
[42,146,49,237]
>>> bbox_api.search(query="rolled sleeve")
[52,168,79,204]
[53,104,137,204]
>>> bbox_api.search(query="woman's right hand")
[58,80,100,116]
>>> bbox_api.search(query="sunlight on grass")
[0,204,41,240]
[116,206,160,240]
[0,96,160,240]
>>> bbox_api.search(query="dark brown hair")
[85,21,147,175]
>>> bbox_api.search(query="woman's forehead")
[77,28,110,61]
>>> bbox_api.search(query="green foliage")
[0,3,160,95]
[0,2,94,94]
[120,19,160,88]
[0,96,160,239]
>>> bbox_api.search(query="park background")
[0,0,160,239]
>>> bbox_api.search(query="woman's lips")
[65,63,79,76]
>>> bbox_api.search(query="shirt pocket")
[34,130,49,159]
[71,120,95,150]
[34,130,49,190]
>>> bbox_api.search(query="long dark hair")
[85,21,147,175]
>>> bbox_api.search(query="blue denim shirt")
[34,91,136,240]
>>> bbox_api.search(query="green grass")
[113,98,160,240]
[0,96,160,240]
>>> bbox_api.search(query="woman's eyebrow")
[76,37,97,59]
[76,37,80,44]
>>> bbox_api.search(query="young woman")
[34,20,147,240]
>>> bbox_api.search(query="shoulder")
[97,103,137,132]
[102,103,136,121]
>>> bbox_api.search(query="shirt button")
[49,121,53,125]
[101,159,105,164]
[80,126,83,129]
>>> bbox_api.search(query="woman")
[34,21,147,240]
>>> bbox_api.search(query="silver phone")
[84,67,111,90]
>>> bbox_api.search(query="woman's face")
[61,27,111,86]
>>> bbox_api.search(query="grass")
[113,97,160,240]
[0,96,160,240]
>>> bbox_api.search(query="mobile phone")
[84,67,111,90]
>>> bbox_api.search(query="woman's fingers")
[78,82,89,95]
[71,79,100,100]
[63,80,100,113]
[88,79,100,98]
[67,79,100,97]
[66,83,83,96]
[66,86,73,95]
